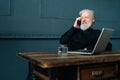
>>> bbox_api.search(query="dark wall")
[0,0,120,80]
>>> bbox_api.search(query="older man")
[60,9,112,51]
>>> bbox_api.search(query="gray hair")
[79,9,95,19]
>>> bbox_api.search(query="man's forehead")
[81,12,91,17]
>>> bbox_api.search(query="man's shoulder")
[93,29,101,32]
[91,29,101,36]
[88,28,101,33]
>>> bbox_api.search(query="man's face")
[80,11,94,30]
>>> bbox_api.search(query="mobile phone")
[77,20,81,26]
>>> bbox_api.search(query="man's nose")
[81,19,86,23]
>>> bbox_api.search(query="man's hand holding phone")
[73,17,81,29]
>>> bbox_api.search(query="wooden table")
[17,51,120,80]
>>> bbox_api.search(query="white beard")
[80,23,91,31]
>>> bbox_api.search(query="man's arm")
[60,17,81,44]
[59,27,78,44]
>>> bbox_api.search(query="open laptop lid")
[91,28,114,54]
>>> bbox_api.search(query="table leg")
[118,62,120,79]
[26,61,36,80]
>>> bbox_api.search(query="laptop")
[68,28,114,55]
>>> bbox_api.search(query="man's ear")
[93,19,95,23]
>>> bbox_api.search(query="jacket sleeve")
[59,26,79,44]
